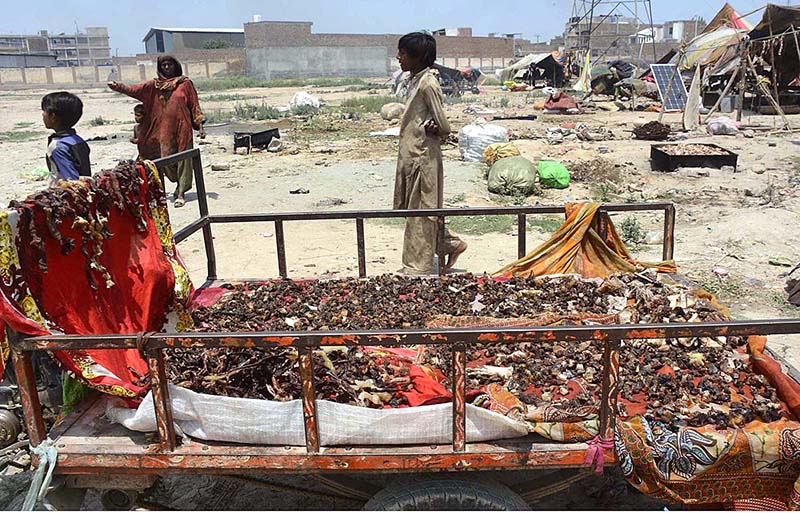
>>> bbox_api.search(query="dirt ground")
[1,80,799,509]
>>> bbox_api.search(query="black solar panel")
[651,64,688,112]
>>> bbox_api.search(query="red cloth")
[116,77,204,159]
[544,92,579,111]
[2,164,179,400]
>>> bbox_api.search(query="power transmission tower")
[567,0,657,64]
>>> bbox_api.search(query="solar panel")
[650,64,688,112]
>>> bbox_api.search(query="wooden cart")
[9,149,800,509]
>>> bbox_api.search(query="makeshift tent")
[703,2,753,34]
[493,202,675,279]
[749,4,800,89]
[499,52,565,87]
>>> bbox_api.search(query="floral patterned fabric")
[0,161,192,402]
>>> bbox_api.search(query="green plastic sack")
[537,160,570,189]
[487,156,538,196]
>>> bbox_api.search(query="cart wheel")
[100,489,139,511]
[0,409,21,448]
[363,476,529,511]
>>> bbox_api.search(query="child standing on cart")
[393,32,467,275]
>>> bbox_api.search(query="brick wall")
[244,21,517,63]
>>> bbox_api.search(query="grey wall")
[246,46,388,80]
[0,53,56,67]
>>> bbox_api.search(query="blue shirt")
[46,129,91,185]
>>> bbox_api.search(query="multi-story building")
[0,27,111,66]
[142,28,245,54]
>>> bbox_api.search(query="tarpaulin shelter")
[499,52,565,87]
[703,2,754,34]
[749,4,800,89]
[493,202,675,279]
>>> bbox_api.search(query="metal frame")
[162,149,677,284]
[8,148,800,479]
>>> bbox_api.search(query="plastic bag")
[538,160,571,189]
[706,116,739,135]
[380,102,405,121]
[458,119,509,162]
[487,156,538,196]
[483,142,521,166]
[289,91,320,109]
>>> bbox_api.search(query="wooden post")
[736,44,748,122]
[747,55,791,130]
[704,43,744,122]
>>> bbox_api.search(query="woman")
[108,55,205,207]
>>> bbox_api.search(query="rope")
[583,435,614,475]
[137,331,156,360]
[22,439,57,511]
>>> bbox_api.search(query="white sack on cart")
[107,384,529,446]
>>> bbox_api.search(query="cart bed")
[50,397,614,475]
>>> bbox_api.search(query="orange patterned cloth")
[493,202,676,279]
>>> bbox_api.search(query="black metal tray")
[234,128,280,154]
[650,143,738,172]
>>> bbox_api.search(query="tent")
[499,52,565,87]
[703,2,753,34]
[749,4,800,89]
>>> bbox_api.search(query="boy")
[130,103,145,146]
[394,32,466,274]
[41,92,91,186]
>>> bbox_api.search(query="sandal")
[174,198,186,208]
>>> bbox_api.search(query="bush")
[202,39,230,49]
[194,76,367,92]
[619,216,647,246]
[291,104,320,117]
[233,102,283,120]
[340,95,397,113]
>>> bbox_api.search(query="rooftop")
[143,27,244,41]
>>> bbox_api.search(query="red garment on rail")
[0,163,186,402]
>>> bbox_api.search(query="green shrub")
[340,95,397,113]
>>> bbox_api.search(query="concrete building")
[0,52,57,68]
[662,19,705,42]
[244,20,528,79]
[142,28,245,54]
[0,28,110,66]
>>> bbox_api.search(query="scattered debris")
[289,188,310,194]
[211,164,231,171]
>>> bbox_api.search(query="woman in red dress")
[108,55,205,207]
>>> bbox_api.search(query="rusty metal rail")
[161,149,677,282]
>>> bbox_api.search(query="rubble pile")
[632,121,671,141]
[166,273,785,430]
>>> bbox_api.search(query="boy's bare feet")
[445,241,468,270]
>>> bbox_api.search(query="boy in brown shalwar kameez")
[394,33,467,275]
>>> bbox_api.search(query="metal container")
[650,143,738,172]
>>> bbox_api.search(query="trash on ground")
[537,160,571,189]
[487,156,538,196]
[458,119,509,162]
[483,142,521,166]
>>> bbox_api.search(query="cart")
[8,149,800,509]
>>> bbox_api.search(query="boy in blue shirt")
[41,92,91,186]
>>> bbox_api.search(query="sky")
[2,0,798,56]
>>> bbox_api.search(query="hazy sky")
[2,0,797,56]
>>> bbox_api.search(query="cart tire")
[100,489,139,510]
[363,476,529,511]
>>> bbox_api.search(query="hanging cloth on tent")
[493,202,676,279]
